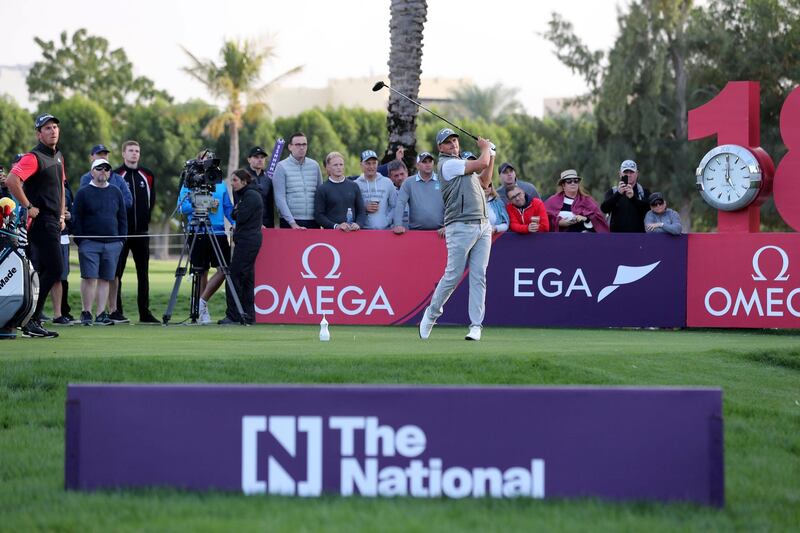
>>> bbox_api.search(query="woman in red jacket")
[504,184,550,233]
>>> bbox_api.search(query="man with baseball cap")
[245,146,275,228]
[419,127,495,341]
[355,149,396,229]
[496,161,540,205]
[72,158,127,326]
[79,144,132,208]
[4,113,66,337]
[392,151,444,234]
[644,192,682,234]
[601,159,651,232]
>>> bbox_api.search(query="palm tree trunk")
[387,0,428,167]
[227,120,240,176]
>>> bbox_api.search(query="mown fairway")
[1,260,798,531]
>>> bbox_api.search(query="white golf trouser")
[426,221,492,328]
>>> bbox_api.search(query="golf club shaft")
[384,84,479,141]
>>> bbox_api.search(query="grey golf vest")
[437,153,487,225]
[280,156,320,221]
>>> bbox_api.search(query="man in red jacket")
[505,185,550,233]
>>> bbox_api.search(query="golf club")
[372,81,480,141]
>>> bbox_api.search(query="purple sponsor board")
[65,384,723,506]
[440,233,688,327]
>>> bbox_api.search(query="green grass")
[2,261,799,531]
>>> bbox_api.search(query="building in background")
[267,76,473,117]
[0,64,33,109]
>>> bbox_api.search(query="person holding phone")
[600,159,651,232]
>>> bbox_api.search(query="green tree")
[0,96,34,165]
[275,110,351,170]
[449,83,524,122]
[386,0,428,165]
[182,37,302,176]
[45,96,113,184]
[27,29,169,115]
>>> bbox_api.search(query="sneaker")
[21,319,59,338]
[465,326,482,341]
[419,308,435,340]
[51,316,74,326]
[139,313,161,325]
[63,313,77,324]
[199,305,212,325]
[95,312,114,326]
[217,317,240,326]
[108,310,130,324]
[80,311,94,326]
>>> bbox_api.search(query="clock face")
[696,144,763,211]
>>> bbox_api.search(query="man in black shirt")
[245,146,275,228]
[601,159,651,232]
[5,113,66,338]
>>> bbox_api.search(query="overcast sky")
[0,0,625,116]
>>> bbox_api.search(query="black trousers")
[115,234,151,318]
[28,215,63,320]
[225,236,261,323]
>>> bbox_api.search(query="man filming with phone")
[601,159,651,232]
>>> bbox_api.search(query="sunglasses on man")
[561,178,581,185]
[93,166,112,172]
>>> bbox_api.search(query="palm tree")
[450,83,524,122]
[387,0,428,164]
[182,37,302,175]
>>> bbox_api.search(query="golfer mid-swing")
[419,128,495,342]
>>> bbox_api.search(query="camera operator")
[219,169,262,325]
[177,150,233,324]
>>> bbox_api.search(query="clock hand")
[724,155,732,186]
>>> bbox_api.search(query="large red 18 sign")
[689,81,800,233]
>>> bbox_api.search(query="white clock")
[696,144,763,211]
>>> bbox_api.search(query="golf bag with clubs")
[0,201,39,338]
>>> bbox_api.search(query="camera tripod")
[163,214,246,325]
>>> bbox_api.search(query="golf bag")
[0,206,39,335]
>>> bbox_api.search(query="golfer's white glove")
[489,143,496,157]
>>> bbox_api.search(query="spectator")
[378,145,405,177]
[386,159,410,190]
[484,183,509,234]
[273,132,322,229]
[544,169,609,233]
[50,179,76,326]
[177,159,234,325]
[355,150,396,230]
[72,159,127,326]
[315,152,366,231]
[4,113,66,338]
[645,192,682,235]
[0,165,9,199]
[78,144,133,322]
[505,184,550,234]
[79,144,133,209]
[496,162,540,204]
[461,151,478,160]
[601,159,651,232]
[113,140,159,324]
[245,146,275,228]
[219,169,263,325]
[392,152,445,235]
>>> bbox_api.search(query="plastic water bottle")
[319,315,330,341]
[346,208,353,224]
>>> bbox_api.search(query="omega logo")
[751,245,790,281]
[301,243,341,279]
[704,245,799,318]
[255,243,394,317]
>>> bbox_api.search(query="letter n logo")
[241,415,323,496]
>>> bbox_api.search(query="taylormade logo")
[242,415,545,499]
[0,267,17,290]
